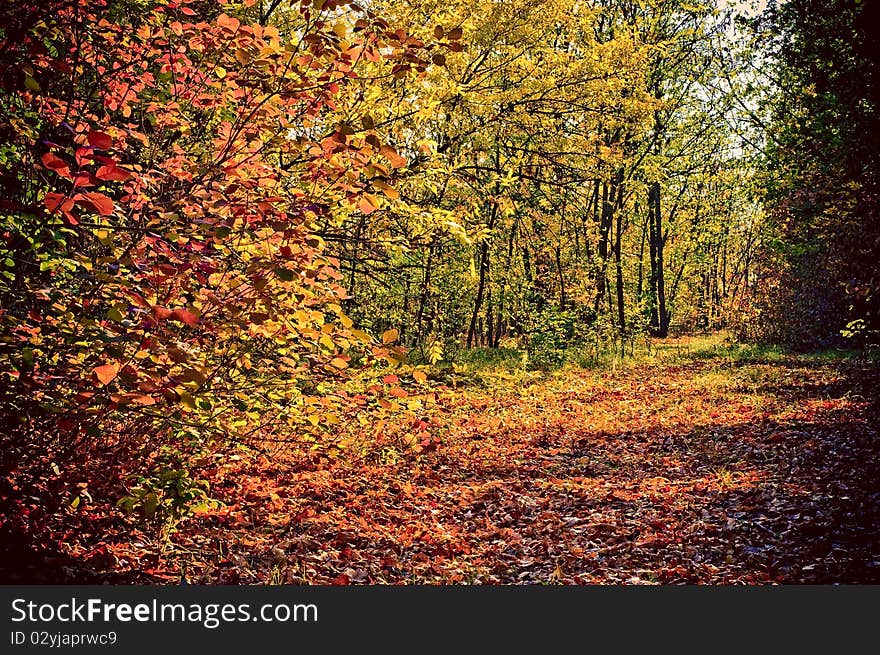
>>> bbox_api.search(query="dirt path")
[26,348,880,584]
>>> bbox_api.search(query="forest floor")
[11,336,880,584]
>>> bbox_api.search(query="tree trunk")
[614,200,626,333]
[648,181,670,337]
[467,241,490,348]
[415,242,434,340]
[594,181,611,315]
[494,219,518,347]
[467,203,497,348]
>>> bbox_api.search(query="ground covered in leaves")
[7,340,880,584]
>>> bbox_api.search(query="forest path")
[156,343,879,584]
[59,342,880,584]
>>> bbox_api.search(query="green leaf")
[143,492,159,517]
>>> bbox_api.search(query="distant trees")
[323,0,762,363]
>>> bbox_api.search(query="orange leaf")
[380,145,407,168]
[381,328,399,344]
[216,13,241,32]
[93,363,119,386]
[358,195,378,215]
[413,369,427,384]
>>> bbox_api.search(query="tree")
[0,0,428,526]
[745,0,880,348]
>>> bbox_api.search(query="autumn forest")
[1,0,879,584]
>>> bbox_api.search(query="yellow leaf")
[352,329,372,342]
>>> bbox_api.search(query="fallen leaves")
[8,352,880,585]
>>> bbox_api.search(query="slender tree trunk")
[555,245,567,309]
[415,242,434,340]
[494,219,518,347]
[614,201,626,333]
[467,203,498,348]
[594,181,611,315]
[344,215,366,312]
[467,241,490,348]
[648,181,669,337]
[485,288,494,347]
[636,200,647,305]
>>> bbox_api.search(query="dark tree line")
[747,0,880,349]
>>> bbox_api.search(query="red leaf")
[77,192,114,216]
[72,173,95,188]
[87,131,113,149]
[125,291,151,308]
[170,308,199,326]
[152,306,173,321]
[75,147,94,167]
[41,152,71,178]
[93,363,119,386]
[44,192,78,225]
[44,192,69,212]
[95,165,131,182]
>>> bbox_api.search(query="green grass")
[441,331,877,386]
[457,347,525,371]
